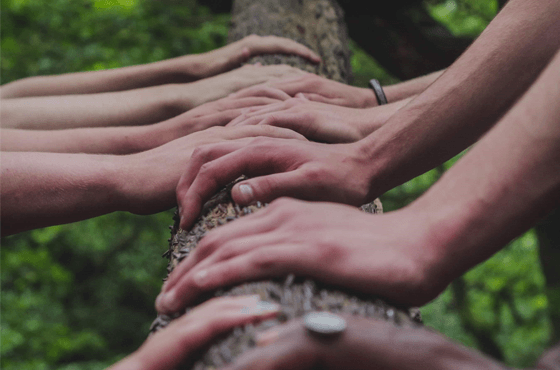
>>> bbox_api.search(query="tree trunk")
[149,1,419,368]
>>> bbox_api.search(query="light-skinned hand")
[191,34,321,79]
[227,95,384,143]
[175,137,374,230]
[224,315,508,370]
[108,295,279,370]
[230,73,378,108]
[157,199,447,314]
[119,125,306,216]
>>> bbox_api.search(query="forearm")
[0,56,201,99]
[0,84,184,129]
[1,152,127,235]
[359,0,560,197]
[410,49,560,284]
[384,70,444,103]
[0,125,166,154]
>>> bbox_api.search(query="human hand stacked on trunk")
[227,94,409,143]
[226,315,512,370]
[108,296,279,370]
[156,199,447,314]
[230,73,378,108]
[187,34,321,80]
[1,125,305,235]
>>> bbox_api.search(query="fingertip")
[233,183,255,205]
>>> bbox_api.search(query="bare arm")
[0,35,320,99]
[160,46,560,315]
[410,47,560,285]
[0,64,304,130]
[0,96,281,154]
[236,69,443,108]
[360,0,560,198]
[383,69,443,103]
[0,125,304,236]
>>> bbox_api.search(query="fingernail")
[241,300,280,315]
[194,269,208,286]
[238,184,254,203]
[256,328,280,346]
[156,290,177,313]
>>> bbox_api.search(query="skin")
[0,34,320,99]
[225,316,512,370]
[158,47,560,313]
[0,95,285,154]
[232,69,443,108]
[0,64,306,130]
[1,125,305,236]
[108,295,280,370]
[227,93,413,143]
[175,0,560,230]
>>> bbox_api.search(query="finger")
[161,209,279,294]
[249,36,321,64]
[231,170,319,205]
[226,321,318,370]
[298,92,338,105]
[230,85,291,101]
[223,96,283,110]
[176,141,249,227]
[225,125,306,141]
[257,112,317,139]
[255,320,302,347]
[227,102,287,127]
[142,295,280,370]
[163,244,318,310]
[228,114,267,128]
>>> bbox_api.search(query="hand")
[185,64,308,108]
[151,94,286,141]
[225,315,507,370]
[108,295,279,370]
[118,125,306,216]
[192,34,321,79]
[227,95,382,143]
[231,73,377,108]
[175,136,374,229]
[157,199,446,314]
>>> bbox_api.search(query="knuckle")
[191,145,211,161]
[303,165,327,183]
[316,242,346,265]
[198,162,215,177]
[251,250,277,271]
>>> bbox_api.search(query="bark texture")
[149,1,420,368]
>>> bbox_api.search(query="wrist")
[358,86,379,108]
[407,187,493,285]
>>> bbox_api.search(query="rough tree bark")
[199,0,474,80]
[149,1,420,368]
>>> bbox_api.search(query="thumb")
[295,92,310,101]
[232,171,310,205]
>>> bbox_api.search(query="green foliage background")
[1,0,553,369]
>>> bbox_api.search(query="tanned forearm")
[0,84,184,129]
[359,0,560,197]
[0,57,201,99]
[1,152,125,235]
[411,48,560,286]
[383,70,444,103]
